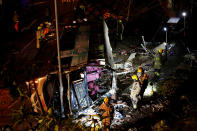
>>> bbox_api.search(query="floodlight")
[182,12,187,17]
[163,27,167,31]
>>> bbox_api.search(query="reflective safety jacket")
[130,81,141,98]
[99,103,114,126]
[154,53,162,69]
[130,81,141,109]
[138,73,148,86]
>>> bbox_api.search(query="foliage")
[35,108,60,131]
[61,114,81,131]
[12,101,35,130]
[12,105,101,131]
[11,84,35,130]
[35,110,99,131]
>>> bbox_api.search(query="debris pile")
[72,38,195,130]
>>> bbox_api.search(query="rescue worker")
[154,48,163,76]
[137,67,148,99]
[40,23,44,39]
[36,26,42,48]
[117,19,124,41]
[13,11,19,32]
[99,97,114,131]
[44,21,49,35]
[130,75,141,109]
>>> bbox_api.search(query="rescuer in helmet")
[130,74,141,109]
[137,67,148,99]
[154,48,163,76]
[117,19,124,41]
[99,97,114,131]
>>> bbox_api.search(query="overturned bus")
[26,21,117,116]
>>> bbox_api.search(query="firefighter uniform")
[130,75,141,109]
[154,49,163,70]
[117,19,124,41]
[137,67,148,98]
[99,97,114,131]
[13,11,19,32]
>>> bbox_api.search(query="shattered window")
[71,79,89,110]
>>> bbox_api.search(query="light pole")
[163,27,167,43]
[181,11,190,53]
[54,0,65,118]
[182,12,187,38]
[163,27,168,61]
[182,11,187,29]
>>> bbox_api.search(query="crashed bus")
[26,20,117,117]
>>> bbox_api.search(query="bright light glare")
[182,12,187,17]
[25,81,29,86]
[80,73,84,78]
[143,83,157,97]
[99,61,105,65]
[163,27,167,31]
[83,18,87,21]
